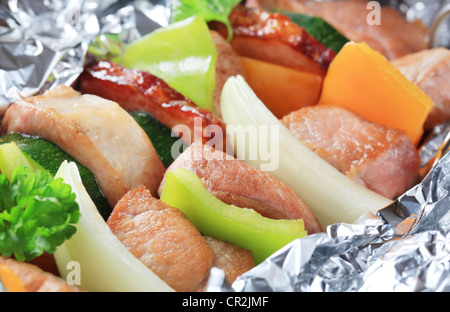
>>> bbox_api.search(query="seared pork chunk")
[78,60,229,151]
[0,256,80,292]
[210,30,245,117]
[281,106,421,199]
[392,47,450,130]
[216,5,336,76]
[204,236,254,286]
[159,142,322,234]
[249,0,429,60]
[107,186,254,292]
[1,85,165,207]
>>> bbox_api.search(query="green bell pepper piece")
[0,142,46,180]
[160,168,307,264]
[123,15,217,113]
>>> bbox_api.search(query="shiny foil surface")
[208,139,450,292]
[0,0,169,114]
[1,0,449,292]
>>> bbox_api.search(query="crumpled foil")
[1,0,449,292]
[392,0,450,47]
[0,0,169,116]
[207,134,450,292]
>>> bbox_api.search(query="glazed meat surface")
[392,47,450,130]
[0,256,80,292]
[1,85,165,207]
[107,186,214,292]
[78,60,229,151]
[220,5,336,76]
[281,106,421,199]
[249,0,429,60]
[159,142,322,234]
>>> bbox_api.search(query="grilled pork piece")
[210,30,245,117]
[392,47,450,131]
[159,142,322,234]
[248,0,429,60]
[0,256,80,292]
[216,4,336,76]
[1,85,165,207]
[78,59,229,151]
[281,106,421,199]
[107,186,254,292]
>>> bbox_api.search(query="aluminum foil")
[392,0,450,47]
[1,0,449,292]
[0,0,170,117]
[207,134,450,292]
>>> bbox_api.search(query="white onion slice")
[220,75,392,228]
[54,160,174,292]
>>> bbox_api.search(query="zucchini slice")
[129,111,186,168]
[0,133,111,220]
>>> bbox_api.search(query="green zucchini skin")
[0,112,184,219]
[129,111,186,168]
[280,10,349,53]
[0,133,112,220]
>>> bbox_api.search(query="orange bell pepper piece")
[318,42,433,146]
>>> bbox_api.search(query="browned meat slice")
[204,236,254,286]
[214,4,336,76]
[1,85,165,207]
[0,256,80,292]
[210,30,245,117]
[392,47,450,130]
[281,105,421,199]
[27,253,59,277]
[107,185,214,292]
[249,0,429,60]
[78,59,229,152]
[159,142,322,234]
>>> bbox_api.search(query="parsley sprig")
[171,0,241,41]
[0,166,80,261]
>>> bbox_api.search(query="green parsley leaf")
[0,166,80,261]
[171,0,241,41]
